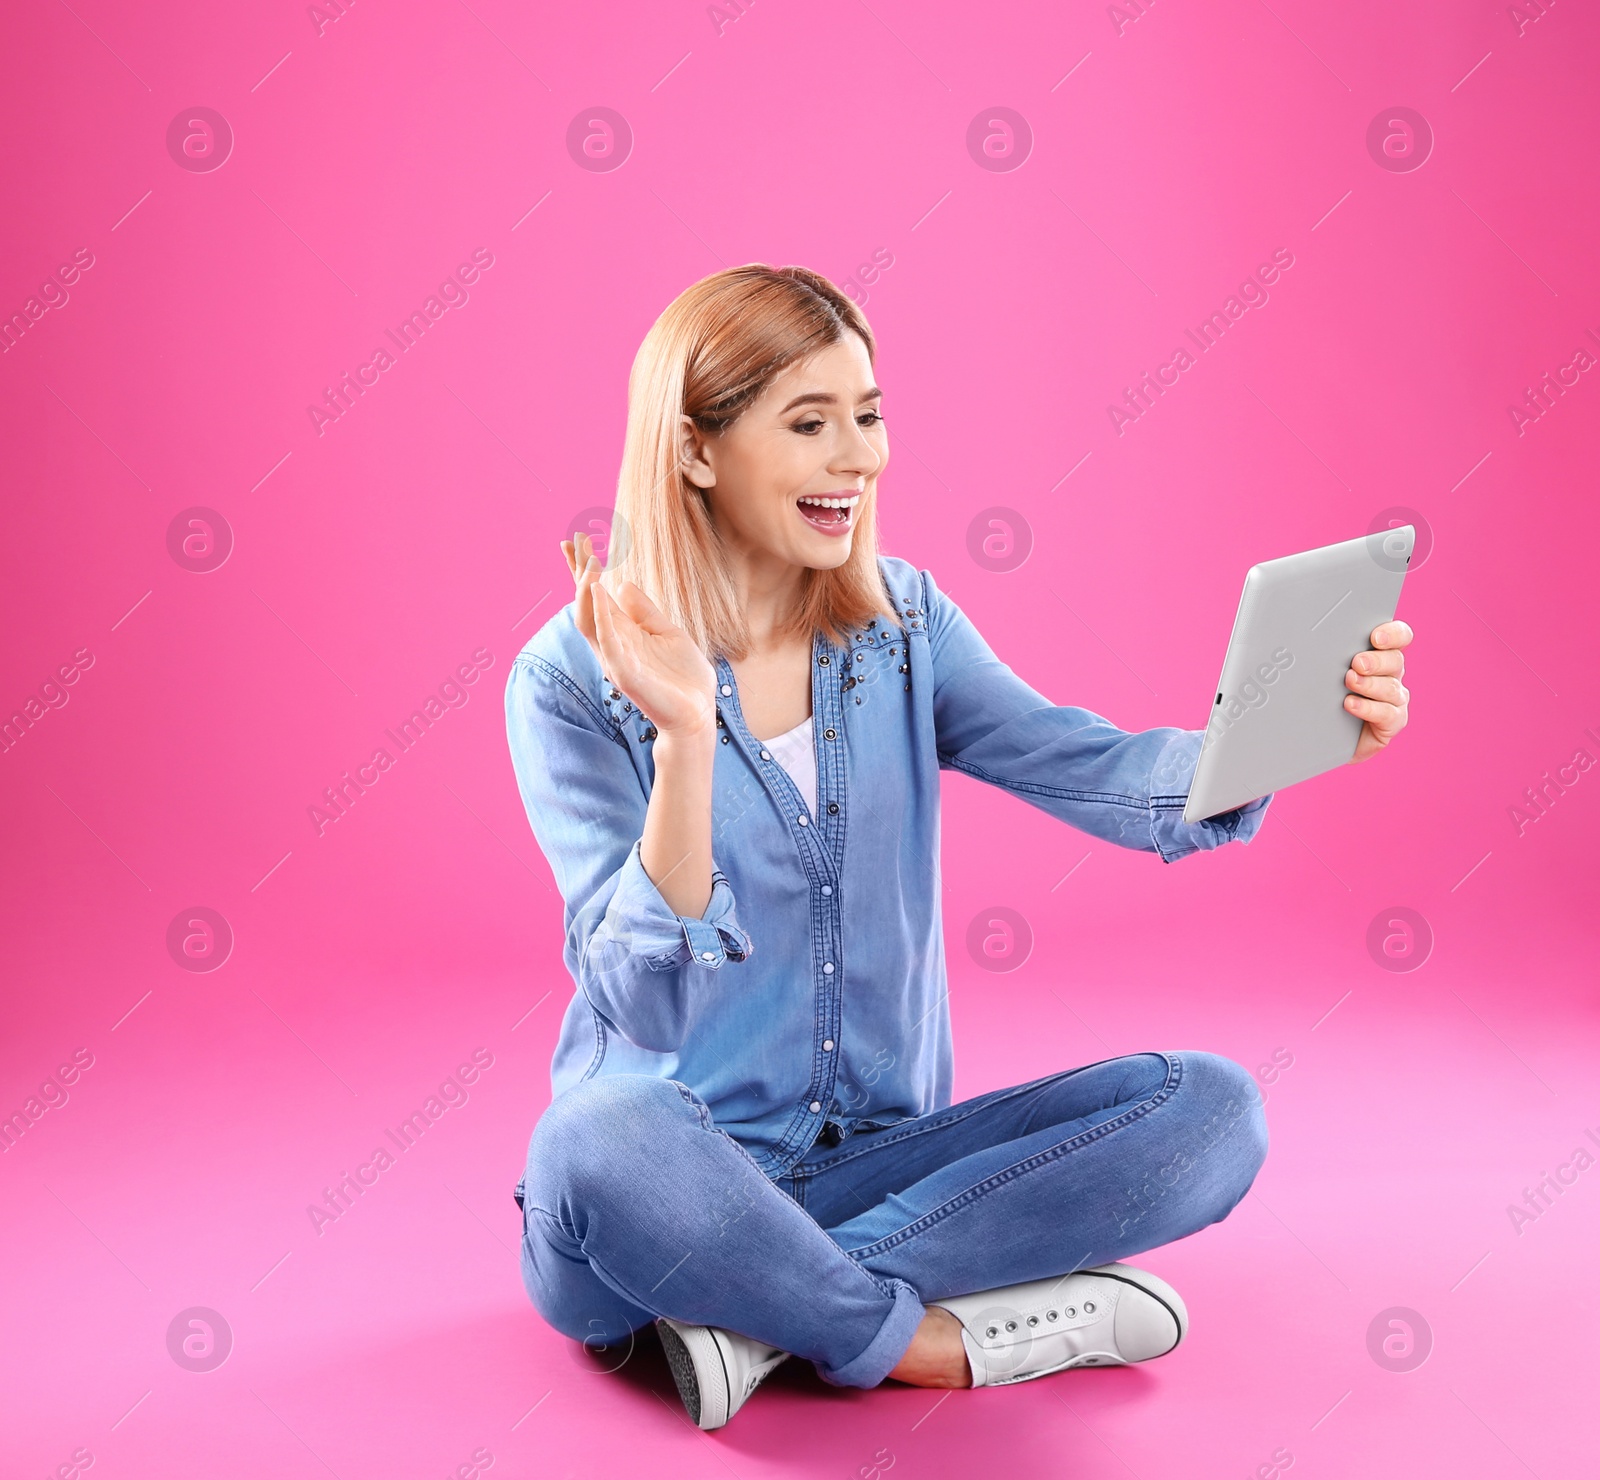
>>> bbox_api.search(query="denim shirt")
[504,556,1271,1179]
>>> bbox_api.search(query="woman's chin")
[797,532,854,570]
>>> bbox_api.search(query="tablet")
[1183,527,1413,823]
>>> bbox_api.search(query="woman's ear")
[678,414,716,490]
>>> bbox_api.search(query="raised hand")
[561,532,717,740]
[1345,619,1414,762]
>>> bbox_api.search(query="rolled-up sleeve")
[505,653,753,1052]
[922,568,1271,862]
[1147,728,1272,862]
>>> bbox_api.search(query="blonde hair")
[607,264,897,660]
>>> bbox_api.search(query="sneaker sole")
[656,1319,731,1430]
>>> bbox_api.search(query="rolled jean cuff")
[817,1273,926,1389]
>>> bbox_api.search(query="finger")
[592,579,643,674]
[1344,693,1406,733]
[590,580,627,676]
[573,554,601,646]
[1351,647,1404,678]
[1370,620,1414,650]
[1345,671,1408,706]
[614,579,673,634]
[561,539,578,581]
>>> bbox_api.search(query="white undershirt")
[762,714,817,818]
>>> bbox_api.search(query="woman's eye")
[791,411,883,435]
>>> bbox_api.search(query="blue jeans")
[514,1051,1268,1389]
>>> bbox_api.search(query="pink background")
[3,0,1597,1475]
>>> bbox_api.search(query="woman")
[505,265,1413,1430]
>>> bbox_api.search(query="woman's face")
[682,333,888,572]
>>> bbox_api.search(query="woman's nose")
[831,422,884,480]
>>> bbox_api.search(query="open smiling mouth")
[796,492,860,535]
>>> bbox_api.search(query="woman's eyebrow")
[777,387,884,414]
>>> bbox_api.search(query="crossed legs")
[516,1051,1268,1389]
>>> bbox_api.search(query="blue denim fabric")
[514,1050,1269,1387]
[504,556,1271,1176]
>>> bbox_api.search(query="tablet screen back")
[1183,527,1412,823]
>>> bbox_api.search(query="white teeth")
[797,494,861,509]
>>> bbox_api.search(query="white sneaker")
[931,1263,1188,1388]
[655,1317,790,1430]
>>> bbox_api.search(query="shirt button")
[720,683,732,696]
[823,1039,835,1051]
[700,951,716,962]
[809,1101,822,1113]
[759,749,771,760]
[823,962,834,974]
[821,885,832,896]
[797,814,809,826]
[827,802,839,815]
